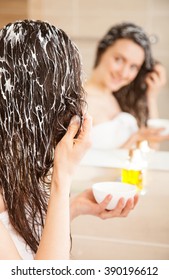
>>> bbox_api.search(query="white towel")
[91,112,138,149]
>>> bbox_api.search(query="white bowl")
[92,181,137,210]
[147,118,169,136]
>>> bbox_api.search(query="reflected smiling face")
[96,38,145,92]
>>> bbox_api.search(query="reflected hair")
[0,20,85,253]
[94,22,155,126]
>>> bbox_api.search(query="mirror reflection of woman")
[85,22,169,149]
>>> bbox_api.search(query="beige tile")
[160,141,169,151]
[71,237,169,259]
[78,0,150,16]
[71,194,169,244]
[72,166,121,192]
[28,0,43,18]
[158,89,169,117]
[73,39,98,76]
[42,0,77,15]
[150,0,169,12]
[0,0,27,12]
[71,196,169,259]
[0,0,28,28]
[32,14,79,37]
[148,15,169,48]
[77,14,151,38]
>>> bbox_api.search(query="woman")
[0,20,138,260]
[85,22,168,149]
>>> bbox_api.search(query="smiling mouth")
[110,77,128,90]
[111,76,124,84]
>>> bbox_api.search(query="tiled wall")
[0,0,28,27]
[1,0,169,149]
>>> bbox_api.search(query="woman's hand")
[145,63,166,119]
[52,114,92,188]
[145,63,166,98]
[36,115,92,260]
[137,127,169,143]
[123,126,169,149]
[70,189,139,220]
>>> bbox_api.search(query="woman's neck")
[86,71,112,97]
[0,193,6,213]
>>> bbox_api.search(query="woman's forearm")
[120,132,139,149]
[35,180,71,260]
[147,95,159,119]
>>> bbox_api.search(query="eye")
[114,57,123,63]
[130,64,139,72]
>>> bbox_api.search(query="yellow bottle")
[121,148,146,192]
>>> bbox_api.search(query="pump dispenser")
[121,144,147,192]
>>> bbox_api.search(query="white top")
[0,211,34,259]
[91,112,138,149]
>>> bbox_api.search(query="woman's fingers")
[65,115,81,140]
[78,113,93,142]
[98,194,112,211]
[99,195,138,219]
[139,127,169,142]
[133,194,139,207]
[146,63,166,92]
[153,63,167,85]
[148,63,166,82]
[62,113,92,149]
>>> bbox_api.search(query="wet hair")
[94,22,155,126]
[0,20,85,253]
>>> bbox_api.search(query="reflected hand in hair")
[70,189,139,220]
[145,63,167,98]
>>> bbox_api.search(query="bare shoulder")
[0,220,22,260]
